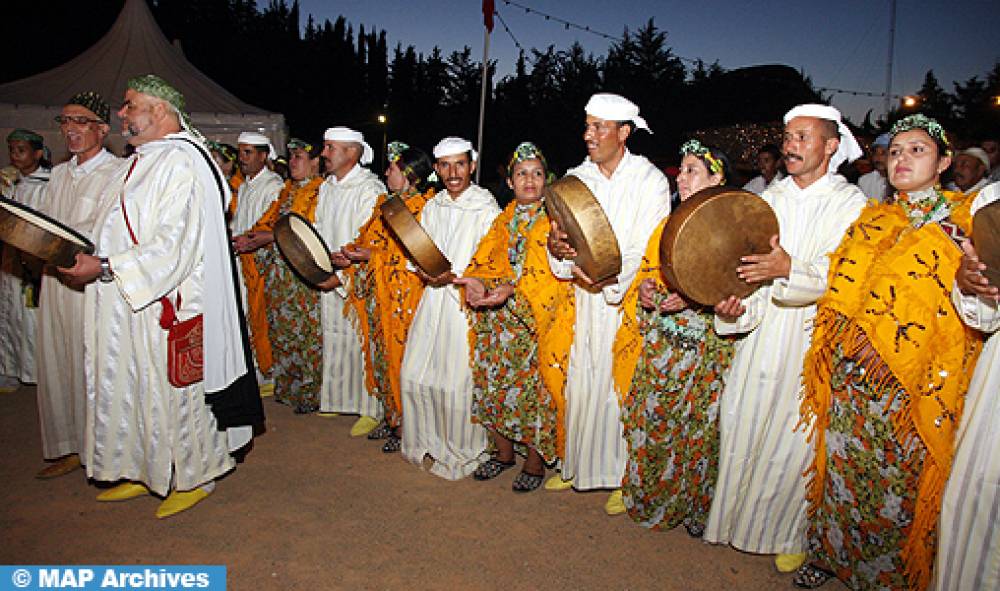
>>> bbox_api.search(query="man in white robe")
[743,143,784,195]
[0,129,50,392]
[704,104,866,572]
[546,94,671,514]
[59,74,262,519]
[936,183,1000,591]
[856,133,889,202]
[231,131,283,395]
[34,92,121,479]
[312,127,385,435]
[399,137,500,480]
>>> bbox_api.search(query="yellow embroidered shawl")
[463,200,575,456]
[341,188,434,425]
[801,191,982,590]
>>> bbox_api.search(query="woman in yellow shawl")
[232,139,324,412]
[613,140,736,533]
[454,142,572,492]
[794,115,983,590]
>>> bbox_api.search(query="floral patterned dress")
[253,177,324,412]
[468,201,559,462]
[621,300,734,530]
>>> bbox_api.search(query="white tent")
[0,0,286,165]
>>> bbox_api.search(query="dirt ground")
[0,386,844,590]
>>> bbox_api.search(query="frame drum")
[973,198,1000,288]
[544,175,622,284]
[0,197,95,268]
[380,195,451,277]
[659,186,779,306]
[273,212,335,287]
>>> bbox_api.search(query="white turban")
[323,126,374,165]
[237,131,277,160]
[433,137,478,162]
[585,93,652,134]
[959,147,991,172]
[783,104,863,172]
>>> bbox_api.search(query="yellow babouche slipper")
[316,412,339,418]
[155,488,210,519]
[258,382,275,398]
[775,552,808,573]
[349,415,379,437]
[604,489,626,516]
[544,475,574,491]
[96,482,151,502]
[36,454,82,479]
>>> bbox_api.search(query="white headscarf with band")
[433,137,478,162]
[323,127,374,165]
[237,131,277,160]
[783,104,862,172]
[585,93,652,134]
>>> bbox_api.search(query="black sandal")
[683,521,705,538]
[367,421,392,440]
[381,434,401,453]
[473,457,516,480]
[511,471,544,492]
[792,564,833,589]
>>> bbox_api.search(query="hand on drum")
[415,267,456,287]
[314,272,342,291]
[329,250,351,269]
[956,240,999,300]
[342,245,371,262]
[714,295,746,322]
[737,234,790,283]
[57,253,101,287]
[547,220,577,260]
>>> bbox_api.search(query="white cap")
[783,104,863,172]
[959,147,991,172]
[323,126,373,165]
[237,131,277,160]
[585,93,651,134]
[433,137,478,162]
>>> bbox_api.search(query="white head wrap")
[959,147,991,172]
[323,127,373,165]
[237,131,277,160]
[585,93,652,134]
[783,104,863,172]
[433,137,478,162]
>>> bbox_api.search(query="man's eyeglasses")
[54,115,103,126]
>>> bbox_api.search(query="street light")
[377,112,388,166]
[901,95,919,109]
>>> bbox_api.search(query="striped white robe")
[935,185,1000,591]
[401,184,499,480]
[704,173,865,554]
[315,165,385,416]
[83,136,236,495]
[36,149,120,459]
[548,151,671,490]
[0,167,50,384]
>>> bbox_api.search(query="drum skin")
[0,197,94,268]
[659,186,779,306]
[974,199,1000,288]
[543,175,622,284]
[273,212,335,287]
[380,195,451,277]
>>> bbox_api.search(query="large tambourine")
[659,186,779,306]
[0,197,95,268]
[973,198,1000,288]
[544,175,622,284]
[380,195,451,277]
[273,212,335,287]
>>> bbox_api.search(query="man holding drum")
[545,93,671,515]
[704,104,866,573]
[34,92,121,479]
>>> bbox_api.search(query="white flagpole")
[476,27,490,184]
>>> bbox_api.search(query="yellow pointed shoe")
[316,412,339,418]
[36,454,82,479]
[544,475,574,491]
[155,488,210,519]
[349,415,379,437]
[775,552,808,573]
[96,482,151,502]
[604,489,626,516]
[258,382,275,398]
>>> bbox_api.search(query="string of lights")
[499,0,621,42]
[494,7,526,54]
[818,86,903,99]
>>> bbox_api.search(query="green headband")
[126,74,200,138]
[68,91,111,124]
[387,141,409,163]
[7,128,44,148]
[680,138,725,179]
[507,141,549,178]
[287,138,319,157]
[890,114,951,155]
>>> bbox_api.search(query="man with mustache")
[34,92,121,479]
[947,147,991,194]
[705,104,865,574]
[399,137,500,479]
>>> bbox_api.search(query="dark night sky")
[299,0,999,123]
